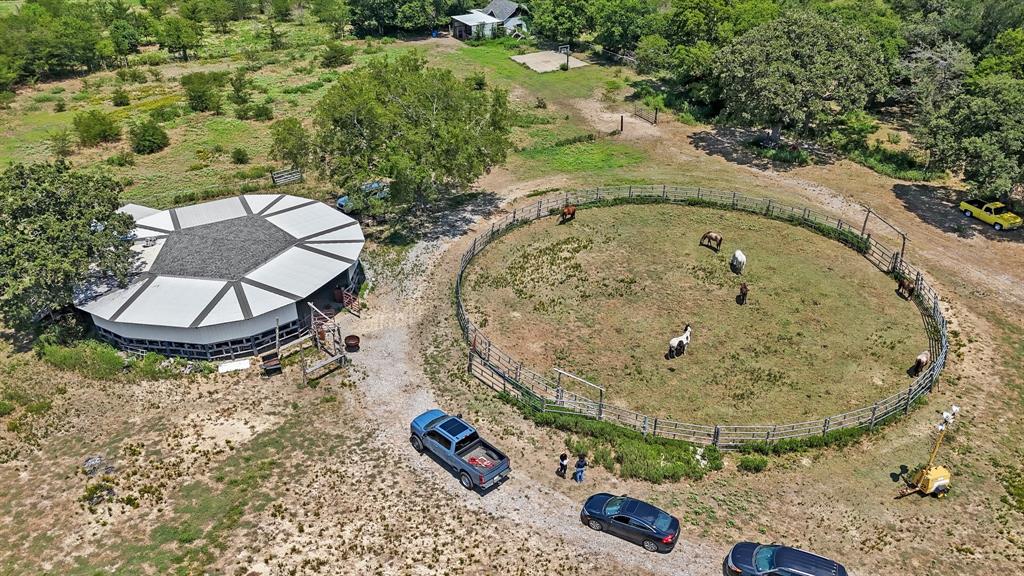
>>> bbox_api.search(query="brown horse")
[738,283,749,305]
[559,205,577,224]
[700,231,723,251]
[897,277,916,300]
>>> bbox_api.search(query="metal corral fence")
[454,185,949,449]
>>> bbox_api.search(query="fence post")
[712,426,721,447]
[652,417,658,438]
[904,381,914,415]
[654,108,659,124]
[471,236,477,256]
[732,191,737,209]
[765,199,773,216]
[515,360,522,382]
[512,208,517,222]
[861,207,872,237]
[869,403,878,429]
[822,418,830,437]
[662,184,667,198]
[641,415,648,438]
[536,200,542,219]
[597,387,604,421]
[628,185,633,198]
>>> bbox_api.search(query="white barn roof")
[78,194,364,329]
[453,11,502,26]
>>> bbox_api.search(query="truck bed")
[457,439,506,472]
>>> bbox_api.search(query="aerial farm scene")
[0,1,1022,575]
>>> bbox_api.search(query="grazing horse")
[667,325,692,359]
[559,205,577,224]
[700,231,723,251]
[738,283,749,305]
[897,277,916,300]
[730,250,747,274]
[910,350,931,376]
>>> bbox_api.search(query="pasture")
[462,203,928,425]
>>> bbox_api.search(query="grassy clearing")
[37,339,213,381]
[516,138,647,175]
[464,203,927,425]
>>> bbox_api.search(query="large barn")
[75,194,364,360]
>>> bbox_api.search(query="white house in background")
[451,1,528,40]
[451,11,502,39]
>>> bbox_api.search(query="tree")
[321,41,356,67]
[204,0,235,33]
[635,34,670,74]
[0,162,134,333]
[73,110,121,146]
[228,68,251,105]
[141,0,170,19]
[159,15,203,61]
[264,19,286,50]
[109,19,140,66]
[715,11,886,144]
[902,40,974,120]
[312,0,351,37]
[46,128,75,159]
[129,118,170,154]
[923,74,1024,198]
[589,0,655,53]
[112,86,130,106]
[178,0,205,22]
[270,117,310,168]
[272,0,293,20]
[530,0,592,43]
[180,71,228,112]
[311,52,513,211]
[232,0,256,20]
[976,28,1024,79]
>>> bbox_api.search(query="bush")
[235,102,273,121]
[535,97,547,109]
[132,51,170,66]
[149,103,183,122]
[37,340,126,381]
[129,119,170,154]
[116,68,148,84]
[466,72,487,90]
[231,147,250,164]
[180,71,228,113]
[112,87,130,107]
[104,151,136,166]
[559,62,569,71]
[321,41,356,68]
[746,142,811,165]
[73,110,121,146]
[54,99,66,112]
[737,454,768,473]
[0,401,14,417]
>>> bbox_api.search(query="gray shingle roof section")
[483,0,519,21]
[150,215,295,280]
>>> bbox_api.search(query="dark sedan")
[725,542,848,576]
[580,493,680,553]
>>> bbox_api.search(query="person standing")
[557,453,569,478]
[574,453,588,483]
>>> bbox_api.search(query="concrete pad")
[511,51,589,73]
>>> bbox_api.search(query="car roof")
[438,417,472,439]
[619,498,671,527]
[774,546,843,576]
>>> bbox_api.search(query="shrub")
[73,110,121,146]
[559,62,569,71]
[535,97,547,109]
[321,41,356,68]
[116,68,148,84]
[235,102,273,121]
[737,454,768,473]
[180,71,228,113]
[46,128,75,159]
[0,401,13,417]
[149,103,183,122]
[233,164,271,179]
[105,151,136,166]
[111,87,130,107]
[129,119,170,154]
[467,72,487,90]
[54,99,66,112]
[37,340,125,381]
[231,147,250,164]
[132,51,170,66]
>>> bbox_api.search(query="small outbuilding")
[451,11,502,40]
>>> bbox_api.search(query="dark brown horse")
[897,277,916,300]
[700,231,723,251]
[559,205,577,224]
[738,283,749,305]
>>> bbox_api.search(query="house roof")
[483,0,520,22]
[77,194,364,328]
[453,11,501,26]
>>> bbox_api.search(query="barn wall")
[93,304,298,345]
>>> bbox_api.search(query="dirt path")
[350,202,726,575]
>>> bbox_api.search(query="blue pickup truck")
[410,410,511,490]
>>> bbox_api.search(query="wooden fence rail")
[455,186,949,449]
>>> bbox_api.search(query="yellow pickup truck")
[959,199,1022,231]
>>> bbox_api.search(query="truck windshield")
[454,431,480,454]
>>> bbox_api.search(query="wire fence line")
[454,185,949,449]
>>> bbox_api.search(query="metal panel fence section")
[455,185,949,449]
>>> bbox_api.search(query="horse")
[700,231,723,251]
[667,325,691,359]
[559,205,577,224]
[897,277,916,300]
[910,350,930,376]
[738,283,749,305]
[730,250,747,274]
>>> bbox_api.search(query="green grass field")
[462,203,928,425]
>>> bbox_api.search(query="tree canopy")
[311,52,512,211]
[0,162,133,333]
[715,11,887,143]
